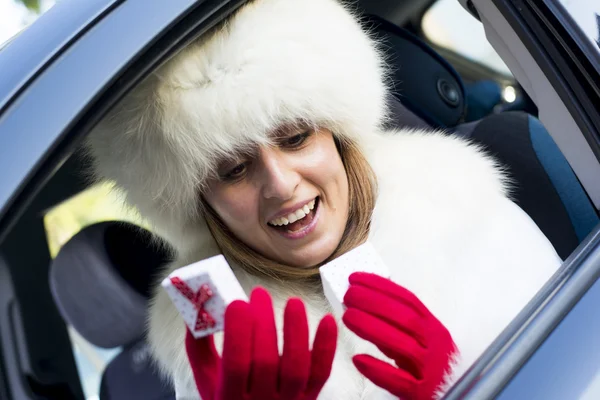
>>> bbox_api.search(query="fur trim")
[86,0,387,252]
[436,351,463,399]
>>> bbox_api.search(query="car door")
[446,0,600,398]
[0,1,242,398]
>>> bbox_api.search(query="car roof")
[0,0,435,114]
[0,0,432,116]
[0,0,120,114]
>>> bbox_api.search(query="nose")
[258,147,300,200]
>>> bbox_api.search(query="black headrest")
[49,221,171,348]
[365,15,467,128]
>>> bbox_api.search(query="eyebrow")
[216,143,258,167]
[271,121,312,138]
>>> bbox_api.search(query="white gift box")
[319,241,390,317]
[162,255,248,338]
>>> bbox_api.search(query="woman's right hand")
[185,287,338,400]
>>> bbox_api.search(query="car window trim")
[496,242,600,399]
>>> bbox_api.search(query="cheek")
[205,187,258,229]
[302,140,348,194]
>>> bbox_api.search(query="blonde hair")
[202,136,378,282]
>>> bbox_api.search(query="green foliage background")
[44,182,148,257]
[17,0,40,13]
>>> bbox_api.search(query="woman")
[87,0,562,398]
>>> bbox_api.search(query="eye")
[281,130,311,148]
[222,163,247,181]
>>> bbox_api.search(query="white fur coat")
[147,129,562,399]
[84,0,562,397]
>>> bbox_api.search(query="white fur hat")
[87,0,388,251]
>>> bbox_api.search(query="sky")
[0,0,55,45]
[561,0,600,45]
[0,0,35,44]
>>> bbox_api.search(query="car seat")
[49,221,175,400]
[365,15,599,259]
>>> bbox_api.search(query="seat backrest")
[49,221,175,400]
[369,15,599,258]
[365,15,467,129]
[99,340,175,400]
[465,112,599,258]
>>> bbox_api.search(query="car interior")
[1,0,598,399]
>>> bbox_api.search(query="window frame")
[494,0,600,161]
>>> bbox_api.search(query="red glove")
[342,272,457,400]
[185,287,338,400]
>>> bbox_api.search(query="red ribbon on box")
[170,277,216,331]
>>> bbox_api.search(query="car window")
[44,182,149,400]
[421,0,512,76]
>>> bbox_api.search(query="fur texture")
[86,0,562,398]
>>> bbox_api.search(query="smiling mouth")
[268,197,320,234]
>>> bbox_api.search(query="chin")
[284,238,341,269]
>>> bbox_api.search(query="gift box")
[162,255,248,338]
[319,241,390,317]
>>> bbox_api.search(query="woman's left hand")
[342,272,458,400]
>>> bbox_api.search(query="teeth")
[269,198,317,226]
